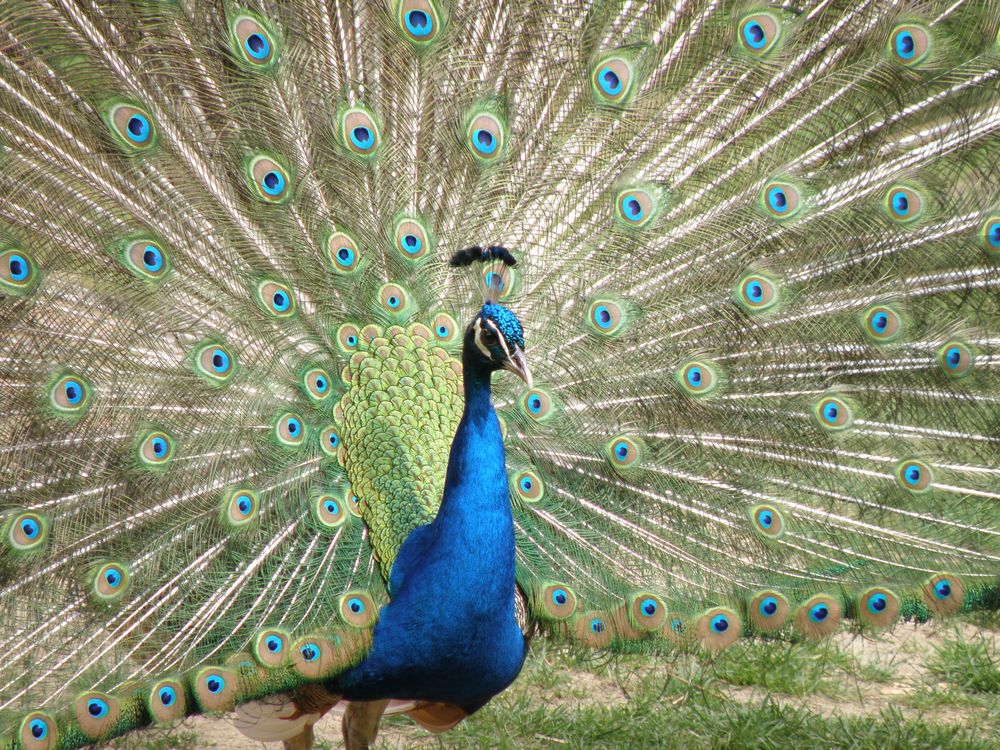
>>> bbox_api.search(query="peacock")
[1,0,999,748]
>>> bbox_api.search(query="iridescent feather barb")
[0,0,998,748]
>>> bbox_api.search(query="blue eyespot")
[272,291,289,311]
[759,597,779,616]
[348,597,365,614]
[236,494,253,516]
[872,312,888,332]
[402,234,422,254]
[823,403,839,422]
[286,417,300,436]
[598,67,622,96]
[590,618,605,633]
[528,396,542,413]
[262,170,285,196]
[206,675,225,694]
[315,376,327,393]
[151,437,168,456]
[126,114,150,143]
[686,366,703,387]
[552,588,568,605]
[29,718,48,740]
[890,191,909,217]
[158,686,176,706]
[484,271,505,292]
[87,698,110,718]
[105,568,122,587]
[436,325,449,337]
[386,295,400,309]
[324,499,338,515]
[211,349,230,373]
[711,614,729,632]
[640,598,658,617]
[809,603,829,622]
[20,518,39,539]
[301,643,319,662]
[767,187,787,212]
[245,32,271,60]
[519,477,533,492]
[350,126,374,150]
[472,129,497,155]
[868,594,888,613]
[988,222,1000,248]
[622,196,643,221]
[265,635,283,653]
[758,511,773,529]
[614,441,629,460]
[347,335,358,346]
[934,579,952,599]
[743,21,767,49]
[594,305,613,329]
[671,618,684,633]
[327,431,339,448]
[904,465,921,485]
[405,10,432,37]
[895,30,915,59]
[944,346,962,369]
[141,245,163,272]
[64,379,83,405]
[336,247,355,267]
[8,253,29,281]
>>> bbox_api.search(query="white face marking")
[474,317,509,362]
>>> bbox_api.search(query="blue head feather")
[481,303,525,349]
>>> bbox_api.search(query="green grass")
[928,632,1000,693]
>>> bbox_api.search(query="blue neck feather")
[336,344,526,710]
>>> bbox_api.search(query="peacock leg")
[342,699,391,750]
[281,723,315,750]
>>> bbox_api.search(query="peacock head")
[466,302,532,387]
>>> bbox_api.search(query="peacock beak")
[503,347,533,388]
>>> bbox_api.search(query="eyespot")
[884,185,923,223]
[319,426,341,457]
[149,679,186,723]
[696,607,741,650]
[466,111,506,162]
[376,283,412,321]
[248,155,291,203]
[257,280,296,317]
[194,342,236,385]
[194,667,237,712]
[615,188,655,228]
[586,298,627,336]
[138,430,175,469]
[324,230,361,274]
[858,587,900,629]
[573,610,615,648]
[232,14,278,67]
[313,493,347,528]
[397,0,443,44]
[20,712,57,750]
[394,217,431,261]
[7,511,49,552]
[0,248,38,293]
[339,590,377,628]
[749,503,784,539]
[748,590,790,631]
[591,55,635,105]
[630,592,667,631]
[105,102,157,150]
[430,312,458,345]
[275,412,306,447]
[677,360,718,396]
[50,372,91,415]
[735,274,778,312]
[980,216,1000,255]
[814,395,853,431]
[794,594,842,638]
[75,693,121,739]
[91,562,130,603]
[512,469,544,502]
[122,239,171,280]
[896,458,932,492]
[342,107,381,157]
[337,323,362,353]
[937,341,974,378]
[539,583,576,620]
[253,628,291,667]
[889,24,931,66]
[345,490,364,517]
[224,487,259,527]
[922,573,964,615]
[862,305,902,342]
[519,387,554,422]
[605,436,640,469]
[481,265,516,300]
[303,367,333,401]
[738,12,782,56]
[760,181,801,220]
